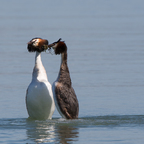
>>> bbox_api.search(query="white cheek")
[32,39,40,47]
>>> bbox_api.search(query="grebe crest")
[27,37,49,53]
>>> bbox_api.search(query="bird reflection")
[55,124,79,144]
[26,120,55,143]
[26,119,79,143]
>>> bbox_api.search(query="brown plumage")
[49,39,79,119]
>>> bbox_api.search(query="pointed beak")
[48,43,55,49]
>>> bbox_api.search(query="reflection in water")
[1,116,144,143]
[55,124,79,144]
[26,120,55,143]
[26,119,79,143]
[25,115,144,143]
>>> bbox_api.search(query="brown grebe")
[48,39,79,119]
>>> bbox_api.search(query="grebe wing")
[55,86,79,119]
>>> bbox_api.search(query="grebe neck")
[57,51,71,87]
[32,52,48,81]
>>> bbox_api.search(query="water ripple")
[0,115,144,143]
[0,115,144,129]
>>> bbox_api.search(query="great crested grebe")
[48,39,79,119]
[26,38,55,120]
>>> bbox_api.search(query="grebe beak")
[48,38,62,49]
[48,43,55,49]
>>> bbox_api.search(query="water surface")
[1,115,144,143]
[0,0,144,143]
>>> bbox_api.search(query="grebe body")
[26,38,55,120]
[49,39,79,119]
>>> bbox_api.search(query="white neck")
[32,52,48,81]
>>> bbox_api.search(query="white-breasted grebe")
[48,39,79,119]
[26,38,55,120]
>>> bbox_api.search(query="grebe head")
[48,38,67,55]
[27,38,48,53]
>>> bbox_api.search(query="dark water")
[0,0,144,143]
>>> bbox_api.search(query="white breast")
[26,52,55,120]
[26,80,55,119]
